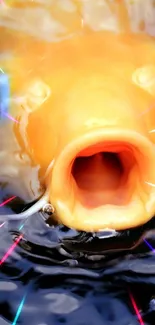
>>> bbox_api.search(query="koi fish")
[2,1,155,234]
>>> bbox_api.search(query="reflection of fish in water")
[0,69,10,121]
[2,1,155,238]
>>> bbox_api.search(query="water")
[1,1,155,324]
[1,198,155,325]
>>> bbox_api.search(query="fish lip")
[49,128,155,232]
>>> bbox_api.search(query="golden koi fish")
[1,0,155,233]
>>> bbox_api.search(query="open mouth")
[71,143,136,208]
[50,129,155,231]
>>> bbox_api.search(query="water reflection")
[0,197,155,324]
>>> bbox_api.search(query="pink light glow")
[0,222,5,228]
[129,290,145,325]
[4,112,19,123]
[0,195,16,207]
[0,234,23,266]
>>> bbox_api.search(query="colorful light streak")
[129,237,155,324]
[18,223,24,231]
[0,67,19,123]
[0,222,5,228]
[0,193,153,325]
[129,290,145,325]
[3,112,19,123]
[0,195,17,227]
[12,294,27,325]
[0,234,23,266]
[0,195,26,322]
[0,196,25,266]
[0,195,16,207]
[0,195,30,324]
[144,239,155,252]
[0,196,16,228]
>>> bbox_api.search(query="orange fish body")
[2,1,155,231]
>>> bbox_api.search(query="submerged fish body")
[9,29,155,233]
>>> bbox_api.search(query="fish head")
[14,32,155,232]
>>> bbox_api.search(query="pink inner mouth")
[71,142,137,209]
